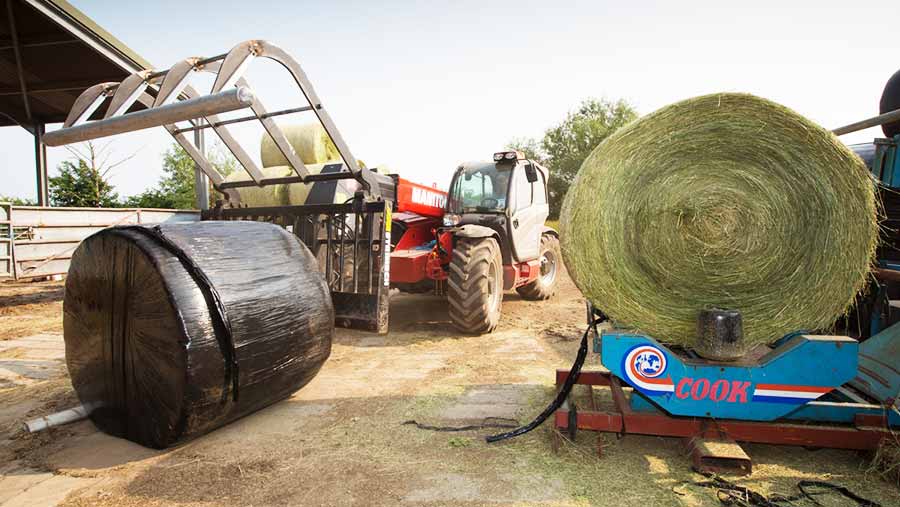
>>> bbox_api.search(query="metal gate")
[0,204,11,278]
[204,199,392,333]
[0,205,199,280]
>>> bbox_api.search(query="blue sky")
[3,0,899,201]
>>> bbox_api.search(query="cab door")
[507,163,549,262]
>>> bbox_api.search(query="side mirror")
[525,164,538,183]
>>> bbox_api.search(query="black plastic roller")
[696,308,744,361]
[881,69,900,137]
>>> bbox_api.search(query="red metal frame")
[392,212,440,251]
[389,212,441,285]
[388,209,543,290]
[554,369,890,452]
[503,259,541,290]
[390,250,431,284]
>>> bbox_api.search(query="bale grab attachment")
[44,39,395,333]
[43,39,383,199]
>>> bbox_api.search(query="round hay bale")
[224,163,338,207]
[560,93,878,348]
[260,123,340,167]
[223,165,293,206]
[283,162,342,204]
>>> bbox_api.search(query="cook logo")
[632,346,666,378]
[622,345,675,395]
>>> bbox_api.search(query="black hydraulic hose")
[485,318,602,443]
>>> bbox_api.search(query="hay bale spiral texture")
[560,93,878,347]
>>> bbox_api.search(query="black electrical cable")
[688,472,882,507]
[402,417,519,432]
[797,481,881,507]
[485,318,602,443]
[119,225,240,403]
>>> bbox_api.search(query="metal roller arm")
[833,108,900,136]
[43,87,256,147]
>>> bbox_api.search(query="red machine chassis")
[389,214,542,291]
[553,369,891,474]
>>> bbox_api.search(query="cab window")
[512,167,533,211]
[448,164,511,213]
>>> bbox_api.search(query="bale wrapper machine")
[551,78,900,475]
[44,39,560,335]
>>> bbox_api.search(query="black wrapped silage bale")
[63,221,333,449]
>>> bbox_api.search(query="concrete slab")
[300,349,450,399]
[2,334,64,343]
[356,336,387,347]
[0,469,98,507]
[0,359,61,384]
[46,431,161,472]
[0,334,66,388]
[0,399,40,439]
[0,334,65,357]
[216,400,335,436]
[403,472,564,503]
[438,384,538,421]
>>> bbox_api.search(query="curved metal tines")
[104,70,154,119]
[43,39,381,199]
[153,58,199,107]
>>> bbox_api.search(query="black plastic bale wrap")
[63,221,334,449]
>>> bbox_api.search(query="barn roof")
[0,0,150,127]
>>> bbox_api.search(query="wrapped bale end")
[560,93,879,353]
[64,221,334,449]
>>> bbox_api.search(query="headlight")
[443,214,461,226]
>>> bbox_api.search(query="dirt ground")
[0,280,64,339]
[1,273,899,507]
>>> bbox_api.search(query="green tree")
[508,98,637,218]
[124,145,194,209]
[124,142,237,209]
[0,195,35,205]
[506,137,545,164]
[48,142,126,207]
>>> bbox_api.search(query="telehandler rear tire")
[448,237,503,334]
[516,234,560,300]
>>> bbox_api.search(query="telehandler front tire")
[448,237,503,334]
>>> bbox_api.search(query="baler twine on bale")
[560,93,879,347]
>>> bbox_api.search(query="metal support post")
[34,123,48,206]
[193,126,209,210]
